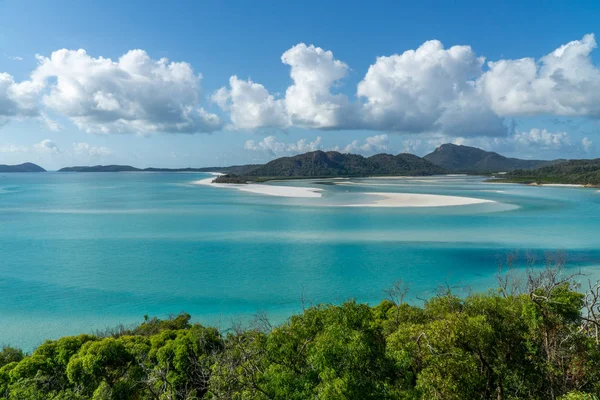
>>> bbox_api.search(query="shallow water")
[1,172,599,350]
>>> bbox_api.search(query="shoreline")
[193,174,323,198]
[342,192,495,208]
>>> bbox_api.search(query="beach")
[192,174,323,198]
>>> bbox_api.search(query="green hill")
[497,158,600,186]
[0,162,45,172]
[424,143,556,173]
[240,150,446,178]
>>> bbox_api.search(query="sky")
[1,0,600,169]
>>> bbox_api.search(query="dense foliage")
[0,163,45,173]
[423,143,556,173]
[233,150,447,179]
[2,268,600,399]
[498,159,600,186]
[213,174,250,184]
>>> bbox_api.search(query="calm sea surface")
[1,172,600,350]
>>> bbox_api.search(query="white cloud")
[32,49,221,134]
[357,40,505,136]
[0,139,61,154]
[215,44,354,130]
[512,128,571,149]
[33,139,60,154]
[0,72,41,125]
[582,137,594,153]
[0,144,28,153]
[212,76,288,129]
[282,44,354,128]
[7,56,24,61]
[479,34,600,117]
[1,35,600,150]
[402,128,587,157]
[341,134,389,154]
[244,135,322,156]
[39,112,62,132]
[217,34,600,146]
[72,142,112,157]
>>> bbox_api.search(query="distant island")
[57,165,260,173]
[0,162,45,173]
[6,144,600,187]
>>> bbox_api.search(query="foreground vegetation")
[2,262,600,399]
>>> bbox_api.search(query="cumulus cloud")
[212,76,288,129]
[2,35,600,149]
[244,135,322,156]
[479,34,600,117]
[357,40,506,136]
[33,139,61,154]
[340,134,389,154]
[0,144,28,153]
[72,142,112,157]
[215,44,355,130]
[282,44,354,128]
[0,72,41,125]
[402,128,587,157]
[0,139,61,154]
[582,137,594,153]
[216,34,600,146]
[31,49,221,134]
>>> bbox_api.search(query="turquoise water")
[1,172,600,350]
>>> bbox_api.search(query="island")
[0,162,46,172]
[52,144,600,188]
[213,150,447,183]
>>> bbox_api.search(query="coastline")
[342,192,495,207]
[193,173,323,198]
[194,174,497,207]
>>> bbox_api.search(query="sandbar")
[343,192,495,207]
[192,175,323,198]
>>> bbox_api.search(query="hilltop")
[0,162,45,172]
[424,143,557,173]
[213,150,446,182]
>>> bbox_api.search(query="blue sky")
[1,0,599,169]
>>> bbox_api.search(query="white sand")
[192,175,323,198]
[343,192,495,207]
[538,183,585,187]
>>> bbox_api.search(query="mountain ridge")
[424,143,559,173]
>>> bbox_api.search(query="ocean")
[1,172,599,350]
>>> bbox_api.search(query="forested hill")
[497,158,600,186]
[0,162,45,172]
[233,150,447,178]
[424,143,557,173]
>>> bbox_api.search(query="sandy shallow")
[343,192,495,207]
[538,183,585,187]
[193,175,323,198]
